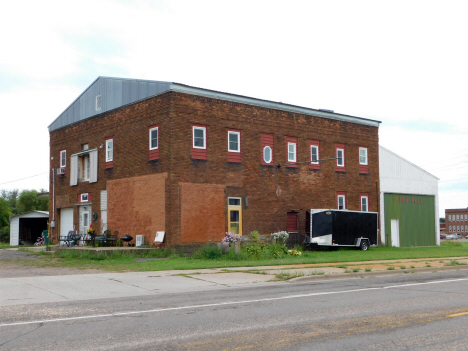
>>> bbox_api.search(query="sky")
[1,0,467,216]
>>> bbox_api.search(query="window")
[149,127,158,150]
[106,139,113,162]
[449,226,452,232]
[359,147,368,165]
[465,225,468,232]
[81,193,89,202]
[263,146,272,164]
[261,133,274,165]
[336,148,344,167]
[288,142,296,162]
[228,131,240,152]
[457,225,460,232]
[310,145,319,164]
[337,194,346,210]
[193,126,206,149]
[457,214,460,221]
[465,214,467,221]
[449,215,452,221]
[83,155,90,181]
[95,95,102,111]
[462,226,465,232]
[361,196,368,212]
[60,150,66,168]
[228,197,242,235]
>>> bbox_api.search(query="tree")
[16,190,48,214]
[0,198,12,228]
[0,189,19,215]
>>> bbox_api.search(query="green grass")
[6,243,468,272]
[445,260,467,266]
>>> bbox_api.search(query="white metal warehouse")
[379,146,440,247]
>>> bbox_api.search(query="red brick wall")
[49,90,380,245]
[180,183,225,243]
[107,173,167,244]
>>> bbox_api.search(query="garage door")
[9,217,19,246]
[60,208,74,238]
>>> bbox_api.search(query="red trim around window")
[286,136,298,167]
[192,124,207,160]
[77,193,92,203]
[261,133,274,165]
[359,146,369,174]
[335,143,345,172]
[227,129,241,163]
[309,140,320,170]
[149,125,159,161]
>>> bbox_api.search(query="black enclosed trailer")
[304,209,378,250]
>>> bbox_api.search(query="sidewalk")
[2,250,468,307]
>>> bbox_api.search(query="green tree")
[0,198,12,228]
[16,190,49,214]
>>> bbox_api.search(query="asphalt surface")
[2,248,468,350]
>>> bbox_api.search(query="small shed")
[9,211,49,246]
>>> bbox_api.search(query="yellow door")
[228,198,242,235]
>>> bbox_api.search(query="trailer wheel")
[360,240,369,251]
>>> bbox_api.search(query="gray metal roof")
[9,210,49,220]
[49,77,381,132]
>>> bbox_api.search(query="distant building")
[48,77,380,248]
[440,222,446,234]
[445,208,468,234]
[379,146,439,247]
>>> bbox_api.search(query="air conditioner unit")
[56,168,65,175]
[136,235,145,247]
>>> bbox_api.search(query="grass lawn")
[13,241,468,272]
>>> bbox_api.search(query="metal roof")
[9,210,49,220]
[48,76,381,132]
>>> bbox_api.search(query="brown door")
[287,212,298,232]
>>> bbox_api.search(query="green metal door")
[384,193,436,247]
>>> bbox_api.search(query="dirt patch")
[0,249,106,278]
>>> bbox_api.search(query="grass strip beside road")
[8,241,468,272]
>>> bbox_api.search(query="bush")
[267,244,288,258]
[245,244,265,259]
[271,231,289,245]
[192,245,223,259]
[222,232,242,243]
[250,230,260,243]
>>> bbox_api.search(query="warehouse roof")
[48,76,381,132]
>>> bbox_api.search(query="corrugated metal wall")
[384,193,436,247]
[49,77,172,131]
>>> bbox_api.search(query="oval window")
[263,146,272,163]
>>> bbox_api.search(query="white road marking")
[2,278,468,328]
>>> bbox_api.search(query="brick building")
[48,77,380,248]
[445,208,468,235]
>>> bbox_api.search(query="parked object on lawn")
[440,234,447,240]
[121,235,134,246]
[304,209,378,250]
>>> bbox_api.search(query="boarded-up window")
[287,212,298,232]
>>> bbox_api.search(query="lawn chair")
[95,230,110,247]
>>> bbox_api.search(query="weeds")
[445,260,467,266]
[387,266,395,270]
[365,268,372,272]
[274,271,305,280]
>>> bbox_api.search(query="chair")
[107,231,118,246]
[64,231,80,247]
[95,230,110,247]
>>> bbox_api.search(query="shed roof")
[49,76,381,132]
[10,211,49,220]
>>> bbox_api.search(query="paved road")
[2,270,468,350]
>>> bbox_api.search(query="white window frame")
[149,127,158,150]
[457,225,460,232]
[310,145,319,164]
[457,214,460,221]
[465,214,467,221]
[449,215,452,221]
[81,193,89,203]
[449,226,452,232]
[263,146,272,164]
[337,195,346,210]
[361,196,368,212]
[193,126,206,149]
[60,150,66,168]
[359,147,368,165]
[106,139,113,162]
[228,131,240,152]
[336,148,344,167]
[288,142,296,162]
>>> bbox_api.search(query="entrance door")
[60,208,74,238]
[228,197,242,235]
[287,212,298,232]
[391,219,400,247]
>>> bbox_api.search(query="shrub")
[267,244,288,258]
[192,245,222,259]
[250,230,260,243]
[222,232,241,243]
[271,231,289,245]
[245,244,265,258]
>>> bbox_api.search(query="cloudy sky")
[1,0,467,216]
